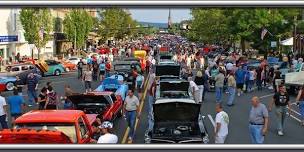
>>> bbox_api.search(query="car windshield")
[160,91,189,98]
[114,64,131,71]
[15,123,77,143]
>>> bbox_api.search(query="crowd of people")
[0,34,303,144]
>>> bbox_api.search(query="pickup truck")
[0,110,97,144]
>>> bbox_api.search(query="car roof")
[155,99,196,104]
[7,63,34,67]
[87,91,113,96]
[160,78,187,82]
[15,110,84,124]
[114,61,138,65]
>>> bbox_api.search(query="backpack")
[47,92,58,106]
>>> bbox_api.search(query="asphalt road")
[1,70,304,144]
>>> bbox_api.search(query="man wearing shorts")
[235,66,245,96]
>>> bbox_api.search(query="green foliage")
[98,8,137,41]
[63,9,94,49]
[189,8,302,51]
[20,8,53,51]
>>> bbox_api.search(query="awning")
[280,37,293,46]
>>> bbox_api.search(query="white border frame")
[0,145,303,149]
[0,1,304,6]
[0,0,303,149]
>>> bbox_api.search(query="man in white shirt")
[215,104,229,144]
[0,94,8,129]
[188,77,200,103]
[97,121,118,144]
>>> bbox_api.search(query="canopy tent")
[280,37,293,46]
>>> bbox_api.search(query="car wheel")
[6,82,14,91]
[54,70,61,76]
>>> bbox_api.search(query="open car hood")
[156,65,180,77]
[0,129,72,143]
[67,94,110,105]
[160,80,189,92]
[153,102,200,122]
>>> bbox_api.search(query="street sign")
[271,41,277,47]
[0,36,18,42]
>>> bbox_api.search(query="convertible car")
[67,91,123,121]
[95,75,128,101]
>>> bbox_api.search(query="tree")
[190,8,230,44]
[63,9,94,50]
[20,8,53,59]
[188,8,302,53]
[98,8,137,42]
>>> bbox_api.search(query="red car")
[68,91,123,121]
[0,110,97,144]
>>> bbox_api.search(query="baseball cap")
[99,121,113,129]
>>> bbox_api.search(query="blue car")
[95,75,129,101]
[0,76,17,91]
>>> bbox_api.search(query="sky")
[129,9,192,23]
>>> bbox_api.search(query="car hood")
[156,65,180,77]
[160,80,189,92]
[153,102,200,123]
[68,94,111,105]
[0,129,72,143]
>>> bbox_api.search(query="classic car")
[68,57,87,65]
[156,78,191,99]
[144,99,209,144]
[0,110,97,144]
[68,91,123,121]
[43,60,66,76]
[95,75,128,101]
[1,63,37,77]
[112,61,142,86]
[60,60,77,71]
[155,64,181,80]
[0,76,16,91]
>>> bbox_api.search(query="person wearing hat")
[97,121,118,144]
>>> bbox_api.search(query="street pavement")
[1,71,304,144]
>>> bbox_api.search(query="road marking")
[259,94,274,99]
[287,112,301,122]
[121,74,150,144]
[208,114,216,127]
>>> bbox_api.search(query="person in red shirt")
[105,61,111,78]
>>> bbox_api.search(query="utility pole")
[74,25,77,50]
[293,16,297,54]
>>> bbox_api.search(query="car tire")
[6,82,15,91]
[54,70,61,76]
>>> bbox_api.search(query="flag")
[261,28,268,40]
[261,28,273,40]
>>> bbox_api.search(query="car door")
[77,116,91,144]
[46,60,57,75]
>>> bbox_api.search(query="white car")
[68,57,87,65]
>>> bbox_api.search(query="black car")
[144,99,209,144]
[155,64,181,80]
[112,61,142,87]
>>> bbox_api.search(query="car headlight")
[203,135,209,144]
